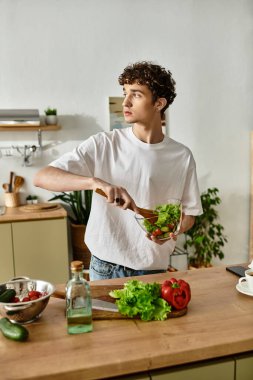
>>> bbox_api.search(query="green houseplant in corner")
[183,187,228,268]
[49,190,93,269]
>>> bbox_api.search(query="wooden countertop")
[1,265,253,380]
[0,203,67,222]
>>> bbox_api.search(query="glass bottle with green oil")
[66,260,92,334]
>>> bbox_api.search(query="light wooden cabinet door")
[12,218,69,284]
[151,359,234,380]
[0,223,14,282]
[236,354,253,380]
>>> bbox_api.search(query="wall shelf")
[0,124,60,132]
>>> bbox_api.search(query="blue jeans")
[89,255,166,281]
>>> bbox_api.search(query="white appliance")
[0,109,40,126]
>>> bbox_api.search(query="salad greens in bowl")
[135,199,182,240]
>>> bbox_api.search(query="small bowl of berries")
[0,277,55,324]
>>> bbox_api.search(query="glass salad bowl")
[135,199,182,240]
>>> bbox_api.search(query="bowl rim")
[0,278,55,306]
[136,197,183,215]
[134,198,182,218]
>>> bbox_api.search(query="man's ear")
[155,98,167,112]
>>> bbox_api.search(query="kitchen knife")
[92,299,118,312]
[52,289,118,312]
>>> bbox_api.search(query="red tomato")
[11,296,20,303]
[30,296,39,301]
[22,297,30,302]
[152,228,162,237]
[28,290,42,299]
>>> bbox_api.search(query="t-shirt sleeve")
[49,137,95,177]
[181,154,203,216]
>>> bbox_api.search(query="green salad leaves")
[109,280,171,321]
[155,203,181,228]
[143,202,181,238]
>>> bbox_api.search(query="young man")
[34,61,203,280]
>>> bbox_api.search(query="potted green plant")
[44,107,57,125]
[49,190,93,269]
[183,187,228,268]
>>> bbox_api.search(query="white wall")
[1,0,253,265]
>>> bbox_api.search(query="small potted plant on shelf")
[182,187,228,268]
[44,107,57,125]
[26,195,39,204]
[26,195,33,205]
[48,190,93,269]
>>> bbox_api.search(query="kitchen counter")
[1,265,253,380]
[0,203,67,222]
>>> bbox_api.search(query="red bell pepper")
[161,278,191,310]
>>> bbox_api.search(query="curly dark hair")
[118,61,176,114]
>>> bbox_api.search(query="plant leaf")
[48,190,93,225]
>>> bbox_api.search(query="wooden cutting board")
[53,284,187,320]
[20,203,60,212]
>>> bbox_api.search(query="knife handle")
[52,290,65,299]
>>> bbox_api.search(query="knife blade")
[92,299,118,312]
[52,290,119,313]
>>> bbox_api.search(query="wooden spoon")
[2,183,9,193]
[13,176,24,193]
[95,188,156,219]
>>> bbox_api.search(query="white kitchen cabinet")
[151,359,234,380]
[236,354,253,380]
[0,208,70,284]
[0,223,15,282]
[13,218,69,283]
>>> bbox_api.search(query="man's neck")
[132,123,164,144]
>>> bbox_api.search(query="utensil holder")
[4,192,20,208]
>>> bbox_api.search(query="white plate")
[236,281,253,297]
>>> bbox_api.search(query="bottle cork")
[70,261,83,271]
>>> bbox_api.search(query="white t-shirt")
[50,127,202,270]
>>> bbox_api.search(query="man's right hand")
[94,179,139,214]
